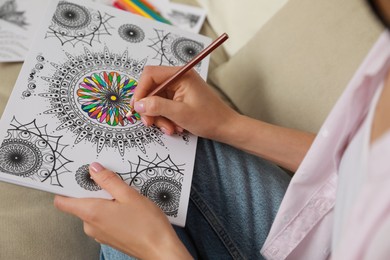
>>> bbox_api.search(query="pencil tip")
[126,111,133,119]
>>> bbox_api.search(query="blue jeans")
[100,138,291,259]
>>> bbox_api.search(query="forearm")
[214,114,316,172]
[141,231,193,260]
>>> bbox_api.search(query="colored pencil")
[139,0,161,14]
[128,33,229,115]
[116,0,172,24]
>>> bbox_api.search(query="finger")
[140,115,154,127]
[154,117,176,135]
[89,162,140,202]
[134,66,180,102]
[134,96,187,122]
[54,195,101,221]
[175,125,184,133]
[83,222,97,239]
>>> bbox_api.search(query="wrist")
[212,112,247,144]
[143,234,192,260]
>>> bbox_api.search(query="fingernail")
[90,162,104,173]
[130,97,135,107]
[141,117,149,126]
[176,126,184,133]
[161,127,172,135]
[134,101,145,113]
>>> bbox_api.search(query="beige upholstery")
[210,0,383,133]
[196,0,289,56]
[0,0,383,258]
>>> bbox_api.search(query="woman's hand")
[131,66,240,141]
[54,163,192,260]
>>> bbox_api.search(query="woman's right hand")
[131,66,240,141]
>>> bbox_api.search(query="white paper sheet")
[0,0,50,62]
[161,2,206,33]
[0,0,211,227]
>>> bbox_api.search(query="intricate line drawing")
[118,154,184,217]
[0,0,28,28]
[75,164,101,191]
[148,29,204,67]
[46,1,114,47]
[118,24,145,43]
[167,10,200,29]
[0,117,72,187]
[22,55,45,98]
[38,46,165,155]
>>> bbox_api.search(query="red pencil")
[128,33,229,116]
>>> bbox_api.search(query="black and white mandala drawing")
[37,46,165,156]
[46,1,114,47]
[167,10,200,29]
[118,154,184,217]
[75,164,101,191]
[22,55,45,98]
[0,0,28,28]
[118,24,145,43]
[0,117,72,187]
[148,29,204,67]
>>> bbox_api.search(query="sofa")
[0,0,382,259]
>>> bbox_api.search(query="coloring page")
[161,2,206,33]
[0,0,50,62]
[0,0,211,226]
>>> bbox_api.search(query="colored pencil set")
[113,0,172,24]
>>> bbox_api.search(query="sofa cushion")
[195,0,289,56]
[210,0,383,133]
[0,61,100,260]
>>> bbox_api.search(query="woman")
[54,0,390,259]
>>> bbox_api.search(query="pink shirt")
[261,31,390,259]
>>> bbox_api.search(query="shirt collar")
[365,31,390,76]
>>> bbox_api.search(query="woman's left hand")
[54,162,192,260]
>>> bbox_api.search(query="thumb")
[134,96,186,121]
[89,162,139,202]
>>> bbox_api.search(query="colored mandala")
[77,71,139,126]
[37,47,165,155]
[118,155,184,217]
[46,1,114,47]
[0,118,72,186]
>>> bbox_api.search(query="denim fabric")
[100,138,291,260]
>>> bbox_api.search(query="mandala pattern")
[166,10,200,29]
[38,47,165,155]
[22,55,45,98]
[148,29,204,67]
[171,37,203,63]
[0,117,72,186]
[118,24,145,43]
[75,164,101,191]
[0,0,28,28]
[46,1,114,47]
[118,155,184,217]
[77,71,139,126]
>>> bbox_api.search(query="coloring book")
[0,0,211,226]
